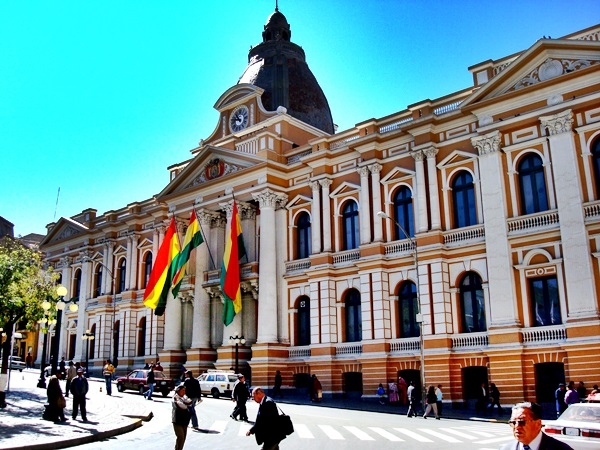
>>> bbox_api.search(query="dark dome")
[238,9,334,134]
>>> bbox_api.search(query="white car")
[197,370,240,398]
[544,397,600,449]
[7,356,26,371]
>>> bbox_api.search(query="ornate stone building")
[40,10,600,407]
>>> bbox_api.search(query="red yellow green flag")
[172,210,204,298]
[221,200,246,325]
[143,218,181,316]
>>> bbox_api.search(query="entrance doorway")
[343,372,363,398]
[462,366,488,407]
[399,369,421,404]
[535,362,564,417]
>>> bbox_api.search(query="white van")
[197,370,239,398]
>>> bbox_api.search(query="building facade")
[40,10,600,408]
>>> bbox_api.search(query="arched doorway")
[535,362,565,417]
[343,372,363,399]
[399,369,421,405]
[462,366,488,408]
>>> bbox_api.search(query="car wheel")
[161,390,169,397]
[139,385,145,395]
[211,388,220,399]
[19,369,23,372]
[117,383,125,392]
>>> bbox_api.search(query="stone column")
[309,181,322,254]
[370,163,383,242]
[57,257,72,361]
[472,131,519,326]
[424,147,441,230]
[76,251,93,362]
[253,188,287,343]
[276,196,289,343]
[320,179,333,252]
[126,234,139,290]
[102,240,114,294]
[412,151,428,233]
[358,166,371,244]
[541,109,598,317]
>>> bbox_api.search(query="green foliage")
[0,236,60,329]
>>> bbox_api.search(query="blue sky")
[1,0,598,237]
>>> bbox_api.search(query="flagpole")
[230,192,249,264]
[192,204,217,271]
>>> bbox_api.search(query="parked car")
[197,370,239,398]
[116,369,175,397]
[544,400,600,449]
[1,356,26,371]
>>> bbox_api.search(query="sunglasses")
[509,419,534,427]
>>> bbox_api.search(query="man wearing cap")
[183,370,201,429]
[555,383,567,417]
[231,374,250,422]
[70,367,89,422]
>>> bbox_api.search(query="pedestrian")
[398,376,408,405]
[475,382,487,415]
[154,360,164,371]
[231,374,250,422]
[555,382,567,417]
[388,379,399,404]
[183,370,202,429]
[488,382,502,414]
[102,359,115,396]
[59,357,66,379]
[565,381,580,406]
[406,381,418,417]
[70,367,88,422]
[46,375,67,422]
[423,385,440,419]
[65,360,76,397]
[25,352,33,369]
[273,370,282,398]
[499,402,573,450]
[377,383,386,405]
[577,381,587,402]
[246,387,284,450]
[143,364,156,401]
[172,384,192,450]
[310,374,322,402]
[435,384,443,417]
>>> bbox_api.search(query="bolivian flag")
[172,210,204,298]
[221,200,246,325]
[143,218,180,316]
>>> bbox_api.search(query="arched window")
[90,324,96,359]
[344,289,362,342]
[342,201,359,250]
[530,276,561,326]
[117,259,126,293]
[137,317,146,356]
[518,153,549,215]
[459,272,486,333]
[398,281,419,338]
[94,265,103,297]
[393,186,414,239]
[296,212,311,259]
[73,269,82,299]
[452,171,477,228]
[296,296,311,346]
[143,252,153,289]
[591,138,600,199]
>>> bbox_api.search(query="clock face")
[229,105,249,133]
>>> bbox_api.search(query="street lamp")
[228,332,246,374]
[51,285,78,376]
[83,258,117,367]
[377,211,426,405]
[82,329,95,377]
[37,300,55,388]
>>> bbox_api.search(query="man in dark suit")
[246,387,283,450]
[499,402,573,450]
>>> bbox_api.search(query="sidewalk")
[1,370,507,450]
[0,369,153,450]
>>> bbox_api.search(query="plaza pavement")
[1,368,507,450]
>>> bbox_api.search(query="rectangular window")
[530,276,561,326]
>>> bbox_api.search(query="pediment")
[40,217,88,246]
[462,39,600,108]
[380,166,415,184]
[330,181,361,198]
[286,194,313,209]
[156,146,261,199]
[114,244,127,255]
[137,237,153,248]
[437,150,477,169]
[214,84,265,111]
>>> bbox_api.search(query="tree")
[0,236,60,407]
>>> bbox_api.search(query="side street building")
[40,10,600,407]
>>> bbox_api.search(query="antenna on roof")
[275,0,279,12]
[54,187,60,220]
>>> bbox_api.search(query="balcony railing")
[389,337,420,353]
[335,342,362,355]
[508,210,559,233]
[522,325,566,345]
[285,259,311,273]
[434,100,462,115]
[444,224,485,245]
[287,150,312,164]
[379,117,413,133]
[584,200,600,220]
[383,239,415,256]
[333,249,360,264]
[235,137,258,154]
[330,135,360,150]
[289,346,311,359]
[452,332,489,349]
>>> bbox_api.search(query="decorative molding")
[472,130,502,156]
[540,109,574,136]
[319,178,332,189]
[368,163,382,175]
[510,58,598,91]
[411,150,425,162]
[186,159,246,188]
[56,226,81,241]
[252,188,287,209]
[357,166,370,177]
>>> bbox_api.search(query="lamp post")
[37,300,55,388]
[228,332,246,374]
[82,329,95,378]
[51,285,78,376]
[83,258,117,367]
[377,211,426,405]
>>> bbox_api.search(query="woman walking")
[423,385,440,419]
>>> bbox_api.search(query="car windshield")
[560,405,600,422]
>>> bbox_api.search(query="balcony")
[389,337,420,353]
[522,325,566,345]
[383,238,414,256]
[288,346,311,359]
[333,249,360,265]
[451,332,489,349]
[285,259,311,274]
[335,342,362,356]
[443,224,485,246]
[508,210,559,234]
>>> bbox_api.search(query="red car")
[116,369,175,397]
